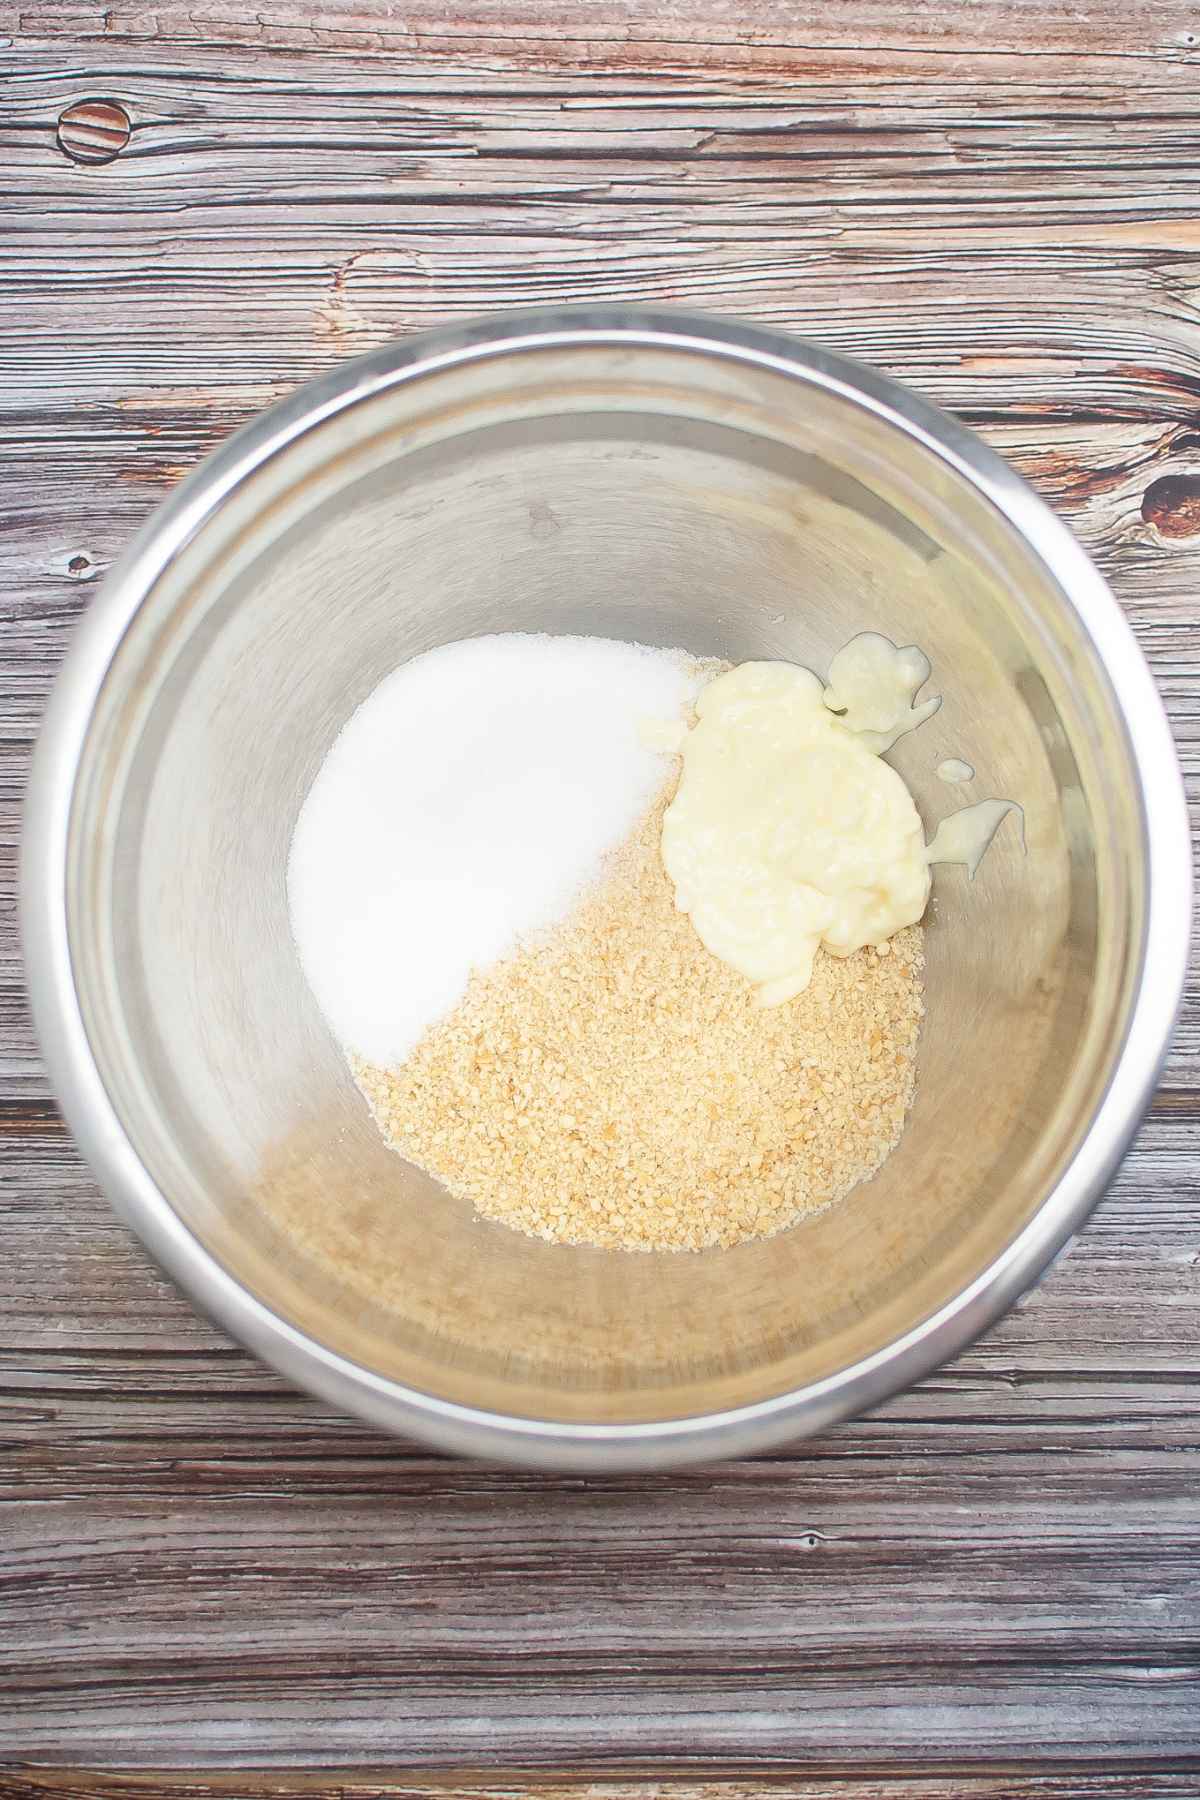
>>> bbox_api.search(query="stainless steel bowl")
[23,306,1190,1469]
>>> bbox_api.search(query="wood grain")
[1,0,1198,1782]
[5,1775,1200,1800]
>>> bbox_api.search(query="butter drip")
[924,798,1024,878]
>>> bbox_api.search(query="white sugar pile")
[288,632,703,1065]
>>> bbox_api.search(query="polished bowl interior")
[30,309,1187,1466]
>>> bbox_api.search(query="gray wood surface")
[1,0,1198,1786]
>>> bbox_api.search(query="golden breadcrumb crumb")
[354,792,923,1253]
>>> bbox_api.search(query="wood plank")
[1,0,1198,1773]
[5,1773,1200,1800]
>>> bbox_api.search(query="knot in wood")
[1141,474,1200,540]
[56,99,131,165]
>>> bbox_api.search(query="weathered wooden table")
[2,2,1198,1792]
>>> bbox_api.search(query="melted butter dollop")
[661,659,931,1006]
[823,631,942,752]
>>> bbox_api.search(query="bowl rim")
[21,303,1192,1470]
